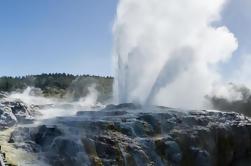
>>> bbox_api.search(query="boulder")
[0,106,17,129]
[0,95,40,128]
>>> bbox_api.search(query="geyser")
[113,0,238,109]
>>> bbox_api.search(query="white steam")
[113,0,238,109]
[77,84,100,107]
[7,86,101,119]
[8,87,55,105]
[210,83,244,102]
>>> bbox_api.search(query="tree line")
[0,73,113,102]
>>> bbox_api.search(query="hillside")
[0,73,113,102]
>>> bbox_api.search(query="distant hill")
[0,73,113,103]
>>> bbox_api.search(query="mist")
[6,85,102,120]
[8,87,56,106]
[113,0,238,109]
[207,83,251,116]
[77,84,100,107]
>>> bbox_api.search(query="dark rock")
[0,97,41,129]
[33,125,62,151]
[47,137,90,166]
[2,100,34,123]
[8,127,40,152]
[0,106,17,129]
[0,92,8,99]
[8,103,251,166]
[103,103,141,111]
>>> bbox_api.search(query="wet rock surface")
[7,103,251,166]
[0,92,8,99]
[0,97,40,130]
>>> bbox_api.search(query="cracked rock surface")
[7,103,251,166]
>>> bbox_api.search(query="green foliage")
[0,73,113,102]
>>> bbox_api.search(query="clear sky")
[0,0,250,77]
[0,0,117,76]
[219,0,251,78]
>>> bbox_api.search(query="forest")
[0,73,113,102]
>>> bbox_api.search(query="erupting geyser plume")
[113,0,238,108]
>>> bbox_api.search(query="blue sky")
[0,0,250,77]
[0,0,117,76]
[219,0,251,78]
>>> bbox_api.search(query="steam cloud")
[8,87,56,105]
[113,0,238,109]
[77,84,100,107]
[7,86,101,119]
[207,83,251,116]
